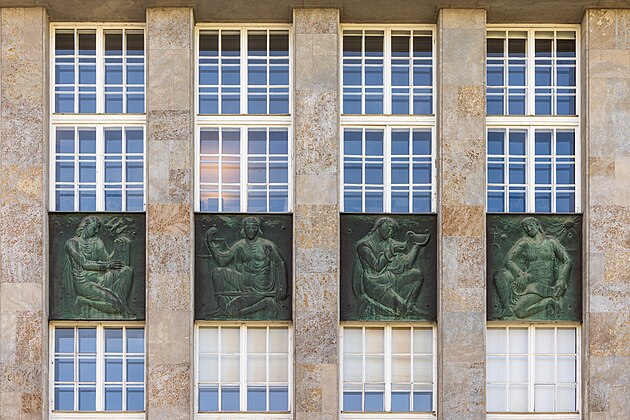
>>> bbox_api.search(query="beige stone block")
[589,157,616,177]
[294,272,337,311]
[147,233,191,277]
[295,173,338,206]
[439,29,485,85]
[295,247,337,274]
[146,310,191,364]
[440,360,485,419]
[617,10,630,50]
[294,204,338,249]
[146,362,190,408]
[294,8,338,35]
[295,310,338,364]
[589,205,630,253]
[440,311,485,363]
[587,9,618,51]
[147,8,193,51]
[147,271,191,311]
[588,49,630,80]
[147,203,191,236]
[439,8,486,29]
[295,33,338,91]
[441,205,484,237]
[604,251,630,284]
[294,363,338,414]
[590,281,629,313]
[147,110,192,142]
[0,284,42,313]
[589,312,630,357]
[457,85,485,117]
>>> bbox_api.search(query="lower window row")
[50,324,579,417]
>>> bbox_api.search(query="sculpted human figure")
[63,216,134,316]
[205,217,288,318]
[352,217,430,317]
[494,217,572,319]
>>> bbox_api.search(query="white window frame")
[486,25,580,117]
[194,24,293,213]
[486,323,581,420]
[50,23,147,212]
[340,24,437,214]
[194,322,293,419]
[49,321,146,420]
[339,323,437,419]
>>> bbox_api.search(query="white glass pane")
[269,355,288,382]
[344,356,362,382]
[221,328,240,353]
[198,355,218,382]
[365,328,384,354]
[487,384,507,412]
[535,356,555,383]
[392,355,411,382]
[509,356,528,383]
[392,328,411,354]
[557,356,577,382]
[221,355,240,382]
[487,328,507,354]
[413,355,432,383]
[247,328,267,353]
[487,356,507,383]
[344,328,363,354]
[413,329,432,354]
[199,328,218,353]
[557,385,577,411]
[247,355,266,382]
[534,384,555,411]
[509,328,528,354]
[268,327,288,354]
[365,355,384,382]
[557,328,577,354]
[535,328,555,353]
[507,384,528,411]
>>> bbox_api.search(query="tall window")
[486,27,580,213]
[486,325,580,417]
[341,325,435,416]
[195,27,291,212]
[51,25,146,212]
[50,324,145,416]
[341,26,436,213]
[196,325,291,415]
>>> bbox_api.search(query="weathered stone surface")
[440,360,485,419]
[294,204,338,249]
[295,310,337,364]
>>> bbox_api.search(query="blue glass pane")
[392,96,409,114]
[79,190,96,211]
[392,66,409,86]
[105,329,123,352]
[56,129,75,153]
[557,96,575,115]
[413,391,432,411]
[223,193,241,212]
[556,192,575,212]
[535,132,552,155]
[270,67,289,85]
[269,190,288,212]
[127,329,144,353]
[78,387,96,411]
[391,192,409,213]
[78,132,96,155]
[200,67,218,86]
[556,131,575,155]
[199,387,219,412]
[535,192,552,212]
[105,94,123,113]
[488,191,505,212]
[344,66,361,86]
[127,388,144,411]
[412,192,431,213]
[248,66,266,85]
[127,162,143,183]
[365,131,383,156]
[200,96,219,114]
[344,191,361,212]
[55,328,75,353]
[557,67,575,87]
[343,392,362,411]
[223,129,241,154]
[105,66,122,84]
[79,94,96,113]
[412,131,431,155]
[79,359,96,382]
[221,387,240,411]
[105,358,123,382]
[508,96,525,115]
[105,387,122,411]
[365,192,383,212]
[487,96,504,115]
[536,67,552,86]
[127,359,144,382]
[222,67,240,85]
[509,132,526,155]
[269,94,289,114]
[365,164,383,184]
[56,65,74,84]
[391,131,409,155]
[56,191,74,211]
[392,163,409,184]
[269,387,288,411]
[344,130,362,155]
[413,67,432,86]
[126,129,144,154]
[557,165,575,184]
[127,66,144,85]
[248,191,267,212]
[105,190,122,211]
[54,387,74,410]
[248,161,266,183]
[413,95,432,115]
[535,165,551,184]
[365,66,383,86]
[221,95,240,114]
[200,129,219,154]
[247,386,266,411]
[344,162,362,184]
[344,94,361,114]
[127,95,144,113]
[509,192,526,212]
[413,163,431,184]
[127,191,144,211]
[55,358,74,382]
[248,96,267,114]
[365,95,383,114]
[508,66,525,86]
[509,165,526,184]
[269,130,288,154]
[364,392,384,412]
[56,94,74,113]
[535,96,552,115]
[392,391,410,412]
[79,162,96,183]
[488,164,504,184]
[487,67,503,86]
[56,162,74,183]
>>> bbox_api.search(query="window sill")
[487,413,580,420]
[195,413,292,419]
[50,412,145,420]
[341,413,436,419]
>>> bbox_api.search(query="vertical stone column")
[582,9,630,418]
[436,9,487,419]
[0,7,49,419]
[145,8,194,420]
[292,8,340,420]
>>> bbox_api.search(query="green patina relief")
[195,214,292,321]
[341,214,437,321]
[49,213,146,320]
[487,214,582,322]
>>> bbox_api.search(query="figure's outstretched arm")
[205,227,236,267]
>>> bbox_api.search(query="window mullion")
[384,326,392,412]
[384,28,392,115]
[528,325,534,412]
[241,29,247,115]
[240,325,247,411]
[527,30,536,116]
[527,126,536,212]
[241,126,248,212]
[96,126,105,211]
[384,127,391,213]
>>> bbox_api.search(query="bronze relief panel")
[49,213,146,320]
[341,214,437,321]
[195,214,292,321]
[487,214,582,322]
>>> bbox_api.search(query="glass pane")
[534,384,555,411]
[535,328,555,353]
[392,355,411,382]
[557,356,577,382]
[105,387,122,411]
[56,31,74,54]
[247,355,266,382]
[78,387,96,411]
[105,328,123,353]
[507,384,528,411]
[413,355,432,383]
[343,356,362,382]
[105,358,123,382]
[56,328,75,353]
[247,327,267,353]
[557,385,577,411]
[365,355,384,382]
[344,328,362,352]
[509,356,528,383]
[268,327,288,353]
[221,327,240,353]
[487,384,506,412]
[392,328,411,353]
[487,356,507,383]
[535,356,555,383]
[247,386,266,411]
[221,355,240,382]
[343,391,362,411]
[127,358,144,382]
[413,329,433,354]
[365,328,384,353]
[487,328,506,354]
[557,328,577,354]
[509,328,528,353]
[221,387,240,411]
[126,328,144,353]
[391,391,410,412]
[413,391,432,411]
[269,386,288,411]
[55,387,74,410]
[364,391,384,412]
[55,358,74,382]
[199,386,218,412]
[127,387,144,411]
[78,358,96,382]
[199,355,218,382]
[269,355,288,382]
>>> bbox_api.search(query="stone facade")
[0,2,628,420]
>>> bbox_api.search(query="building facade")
[0,1,629,419]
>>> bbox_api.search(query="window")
[50,324,145,416]
[196,325,291,415]
[486,26,580,213]
[341,26,436,213]
[486,325,580,418]
[195,26,291,212]
[341,325,435,416]
[51,25,146,212]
